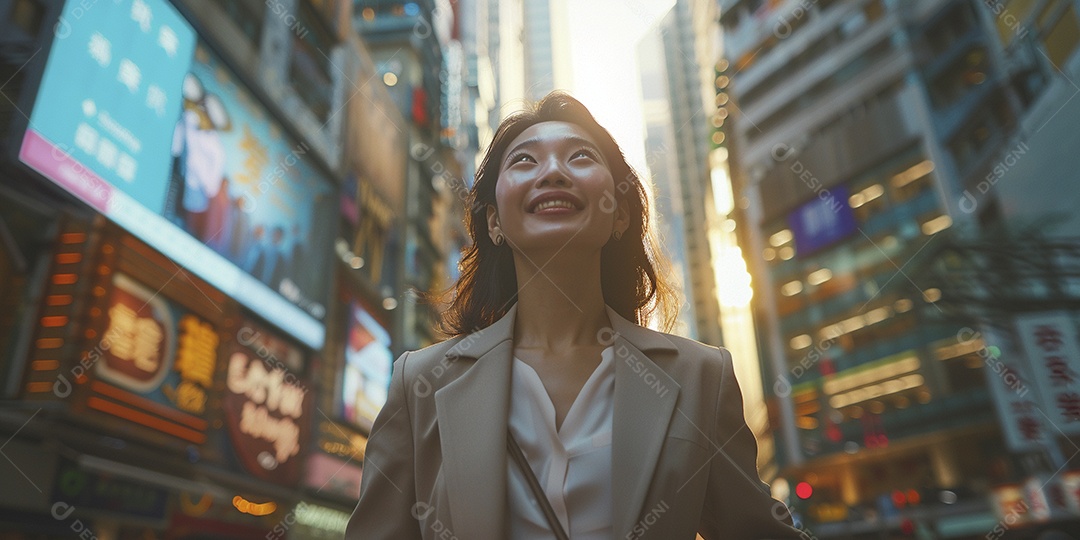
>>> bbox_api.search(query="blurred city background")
[0,0,1078,538]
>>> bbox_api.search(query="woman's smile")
[527,190,584,215]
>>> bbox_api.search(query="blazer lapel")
[433,303,682,539]
[607,305,681,539]
[434,304,517,539]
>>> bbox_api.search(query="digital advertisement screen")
[341,302,392,429]
[19,0,332,348]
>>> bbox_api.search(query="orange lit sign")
[232,495,277,516]
[170,315,218,414]
[97,274,172,392]
[318,420,366,461]
[88,273,220,445]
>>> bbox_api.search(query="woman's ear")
[486,204,502,243]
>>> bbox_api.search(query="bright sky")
[567,0,675,174]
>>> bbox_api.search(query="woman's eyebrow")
[504,135,603,163]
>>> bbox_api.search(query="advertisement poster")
[162,44,335,316]
[19,0,332,349]
[341,302,392,429]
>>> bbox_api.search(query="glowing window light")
[848,184,884,209]
[891,160,935,187]
[807,268,832,286]
[780,280,803,296]
[769,229,793,247]
[921,215,952,235]
[790,334,813,350]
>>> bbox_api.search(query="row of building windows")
[735,0,885,111]
[788,321,993,433]
[748,36,895,141]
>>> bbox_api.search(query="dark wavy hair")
[429,91,679,336]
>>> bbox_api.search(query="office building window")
[849,182,888,224]
[947,93,1013,173]
[289,2,335,122]
[890,159,936,204]
[928,47,989,110]
[925,1,977,56]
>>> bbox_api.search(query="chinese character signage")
[98,274,173,392]
[88,274,220,444]
[19,0,332,349]
[341,302,392,429]
[979,326,1048,452]
[1016,312,1080,435]
[787,185,857,257]
[223,321,312,486]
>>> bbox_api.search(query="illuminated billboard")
[341,302,392,429]
[224,319,312,486]
[19,0,332,348]
[86,273,219,446]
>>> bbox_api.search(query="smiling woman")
[438,91,679,335]
[346,92,801,540]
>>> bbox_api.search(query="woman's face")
[487,121,628,253]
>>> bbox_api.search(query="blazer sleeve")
[345,351,424,540]
[699,348,805,539]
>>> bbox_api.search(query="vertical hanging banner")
[978,325,1048,452]
[1016,312,1080,436]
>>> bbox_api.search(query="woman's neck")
[511,249,610,350]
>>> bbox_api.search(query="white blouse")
[507,346,615,539]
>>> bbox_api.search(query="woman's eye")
[511,153,534,164]
[571,149,596,161]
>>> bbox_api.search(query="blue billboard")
[788,185,857,257]
[20,0,332,348]
[21,0,195,211]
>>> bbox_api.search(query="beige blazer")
[346,303,801,540]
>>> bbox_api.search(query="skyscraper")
[655,0,726,350]
[719,0,1080,534]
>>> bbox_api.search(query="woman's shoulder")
[635,326,733,376]
[395,336,469,376]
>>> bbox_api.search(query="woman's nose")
[534,158,572,188]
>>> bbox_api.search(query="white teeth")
[533,200,576,212]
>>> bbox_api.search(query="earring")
[612,230,623,241]
[494,233,505,246]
